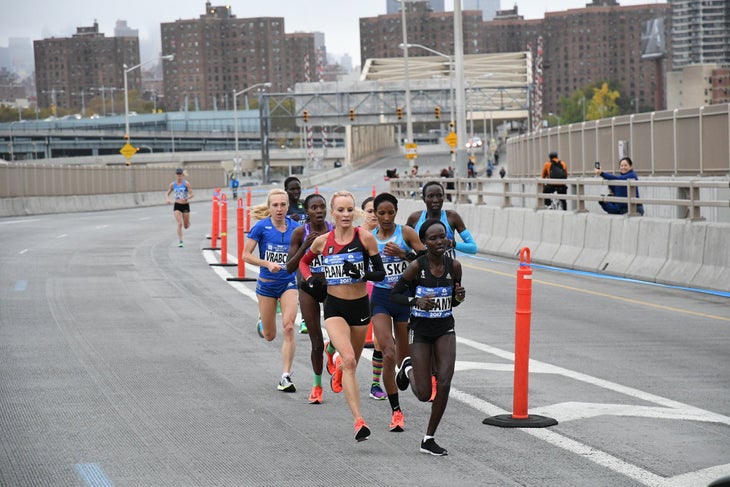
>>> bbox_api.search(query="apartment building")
[670,0,730,70]
[160,2,316,111]
[360,2,486,64]
[33,22,139,112]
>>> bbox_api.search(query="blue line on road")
[458,252,730,299]
[75,463,113,487]
[14,280,27,291]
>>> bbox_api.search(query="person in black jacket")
[595,157,645,215]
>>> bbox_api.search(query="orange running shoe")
[389,410,405,432]
[330,356,343,393]
[429,375,437,402]
[354,417,371,442]
[324,340,336,376]
[308,385,323,404]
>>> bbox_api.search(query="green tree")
[558,90,588,124]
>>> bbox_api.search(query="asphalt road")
[1,152,729,487]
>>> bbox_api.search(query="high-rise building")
[161,2,316,111]
[478,2,670,114]
[386,0,444,15]
[670,0,730,70]
[360,2,486,64]
[463,0,500,21]
[361,1,671,115]
[34,22,139,112]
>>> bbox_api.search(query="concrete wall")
[395,199,730,293]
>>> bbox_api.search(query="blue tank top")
[172,180,189,201]
[373,224,411,289]
[321,227,367,286]
[248,217,300,281]
[303,221,333,274]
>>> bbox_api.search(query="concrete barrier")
[691,224,730,291]
[626,219,671,282]
[655,220,707,287]
[552,212,587,268]
[598,217,641,276]
[574,213,612,272]
[532,211,564,264]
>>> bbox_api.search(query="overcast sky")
[2,0,665,67]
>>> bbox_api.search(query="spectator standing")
[541,151,568,210]
[230,175,239,199]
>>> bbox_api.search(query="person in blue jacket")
[595,157,645,216]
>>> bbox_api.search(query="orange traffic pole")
[483,247,557,428]
[203,190,221,250]
[364,282,374,348]
[245,187,252,233]
[220,194,229,263]
[212,194,236,267]
[315,186,319,194]
[372,185,376,197]
[227,196,256,281]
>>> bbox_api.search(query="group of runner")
[171,170,476,456]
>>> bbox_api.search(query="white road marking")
[202,249,730,486]
[56,234,68,239]
[19,249,28,254]
[0,219,40,225]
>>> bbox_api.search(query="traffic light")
[397,107,403,120]
[302,110,309,123]
[349,108,355,121]
[435,106,441,119]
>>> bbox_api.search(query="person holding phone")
[595,157,645,216]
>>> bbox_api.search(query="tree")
[585,82,620,121]
[558,90,588,125]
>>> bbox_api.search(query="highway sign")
[405,143,418,160]
[120,143,137,160]
[445,132,457,148]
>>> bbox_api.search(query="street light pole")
[233,82,271,174]
[400,42,455,163]
[398,0,414,153]
[124,54,174,143]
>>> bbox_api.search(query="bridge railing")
[389,176,730,222]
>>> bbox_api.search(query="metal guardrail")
[388,176,730,221]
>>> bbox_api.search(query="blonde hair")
[329,190,365,222]
[250,188,289,220]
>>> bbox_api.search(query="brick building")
[33,22,140,112]
[359,2,485,65]
[360,1,670,116]
[161,2,316,111]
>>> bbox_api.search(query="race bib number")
[323,252,364,285]
[411,285,453,319]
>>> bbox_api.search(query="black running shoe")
[420,438,448,456]
[396,356,411,391]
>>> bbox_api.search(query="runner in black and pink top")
[298,190,385,442]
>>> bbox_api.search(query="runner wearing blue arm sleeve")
[454,229,477,254]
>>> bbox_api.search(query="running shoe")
[277,374,296,393]
[308,385,323,404]
[178,241,184,248]
[389,410,404,432]
[369,384,387,400]
[324,340,336,376]
[396,356,411,391]
[330,356,343,393]
[354,418,371,442]
[429,375,437,402]
[256,318,264,338]
[420,438,448,456]
[299,320,308,334]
